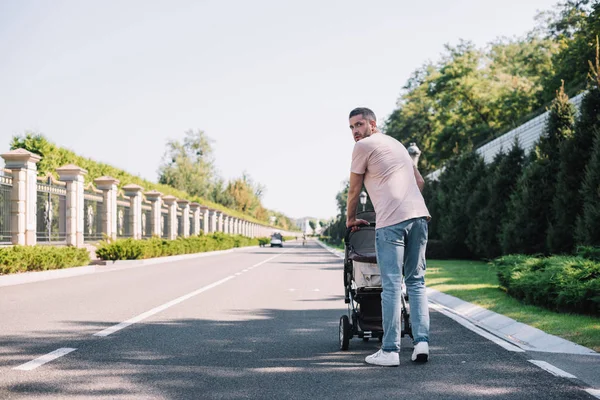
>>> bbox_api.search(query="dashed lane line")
[14,248,295,371]
[13,348,77,371]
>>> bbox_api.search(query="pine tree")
[551,39,600,252]
[474,141,525,259]
[575,129,600,246]
[438,152,486,258]
[501,84,574,255]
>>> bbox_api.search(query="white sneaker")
[365,349,399,367]
[411,342,429,362]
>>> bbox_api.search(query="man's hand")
[346,218,370,232]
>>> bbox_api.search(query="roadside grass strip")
[427,259,600,352]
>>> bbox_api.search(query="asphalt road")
[0,241,596,399]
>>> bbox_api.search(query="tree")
[436,152,486,258]
[549,49,600,253]
[224,173,264,215]
[308,220,316,235]
[473,141,526,259]
[158,130,216,198]
[575,129,600,245]
[501,84,575,255]
[385,35,554,173]
[539,0,597,102]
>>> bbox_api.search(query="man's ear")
[369,119,377,130]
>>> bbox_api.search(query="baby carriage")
[339,211,412,350]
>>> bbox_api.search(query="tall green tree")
[501,85,574,255]
[158,129,216,198]
[575,129,600,246]
[436,152,486,258]
[385,36,554,172]
[539,0,597,102]
[549,52,600,253]
[224,173,265,215]
[473,141,526,259]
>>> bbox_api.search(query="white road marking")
[94,250,291,337]
[252,251,290,268]
[585,388,600,399]
[13,348,77,371]
[93,276,235,337]
[528,360,577,379]
[429,303,524,352]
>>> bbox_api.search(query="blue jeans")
[375,217,429,352]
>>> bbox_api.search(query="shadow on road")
[1,306,593,399]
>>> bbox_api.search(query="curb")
[315,240,597,356]
[0,247,248,288]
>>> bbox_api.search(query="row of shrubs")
[95,233,264,261]
[493,246,600,316]
[0,246,91,275]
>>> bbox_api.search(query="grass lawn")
[427,259,600,352]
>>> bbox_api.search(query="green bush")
[577,246,600,262]
[0,245,91,274]
[96,233,261,261]
[493,254,600,316]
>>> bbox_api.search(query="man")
[346,107,430,367]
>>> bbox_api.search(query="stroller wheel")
[362,337,369,342]
[339,315,351,350]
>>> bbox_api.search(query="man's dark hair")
[349,107,377,122]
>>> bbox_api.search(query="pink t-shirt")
[351,133,430,229]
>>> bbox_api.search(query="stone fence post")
[223,215,229,234]
[216,211,223,232]
[200,206,209,233]
[1,149,41,246]
[190,203,201,235]
[144,190,162,237]
[208,209,217,233]
[162,195,178,240]
[94,176,119,240]
[123,184,143,240]
[177,199,190,238]
[56,164,87,247]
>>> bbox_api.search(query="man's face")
[349,114,375,142]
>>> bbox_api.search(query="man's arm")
[346,172,366,227]
[413,165,425,192]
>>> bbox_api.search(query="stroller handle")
[344,222,374,243]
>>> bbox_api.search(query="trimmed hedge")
[0,246,91,275]
[96,233,260,261]
[494,254,600,316]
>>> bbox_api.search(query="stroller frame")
[339,211,412,351]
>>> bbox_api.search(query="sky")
[0,0,560,220]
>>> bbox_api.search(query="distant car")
[270,233,283,247]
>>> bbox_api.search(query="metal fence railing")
[0,171,12,244]
[36,176,67,243]
[161,208,169,239]
[142,203,152,238]
[116,197,131,238]
[84,186,104,243]
[177,212,183,237]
